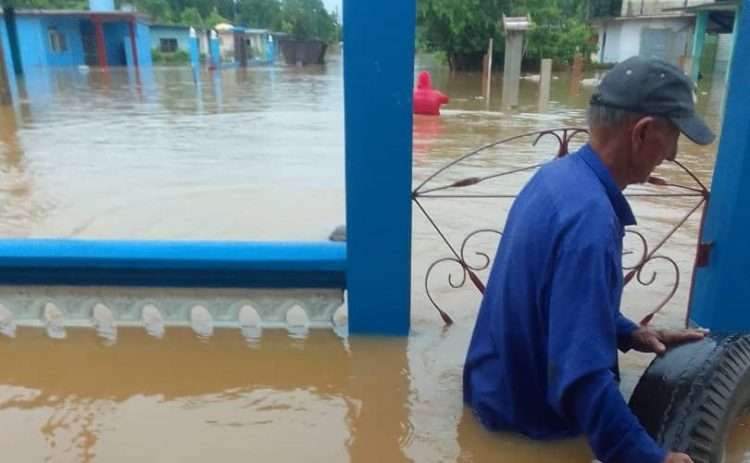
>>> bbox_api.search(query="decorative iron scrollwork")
[415,127,709,327]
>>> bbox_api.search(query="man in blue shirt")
[464,56,715,463]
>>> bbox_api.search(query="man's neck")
[590,140,629,190]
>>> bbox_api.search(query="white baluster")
[332,305,348,338]
[0,304,16,338]
[190,305,213,338]
[142,304,165,338]
[239,304,262,340]
[92,303,116,341]
[286,305,309,338]
[43,303,65,339]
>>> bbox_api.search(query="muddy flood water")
[0,51,744,461]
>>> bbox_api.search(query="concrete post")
[502,31,523,108]
[484,38,493,103]
[691,10,708,82]
[538,58,552,111]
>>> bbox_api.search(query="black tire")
[629,333,750,463]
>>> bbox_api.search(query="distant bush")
[151,49,190,65]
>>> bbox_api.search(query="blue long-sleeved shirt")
[463,144,666,463]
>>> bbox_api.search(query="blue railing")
[0,240,346,289]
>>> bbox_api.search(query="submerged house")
[149,24,208,58]
[0,0,151,75]
[592,0,738,79]
[213,22,277,65]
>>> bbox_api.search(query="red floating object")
[413,71,449,116]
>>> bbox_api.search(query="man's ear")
[631,116,655,151]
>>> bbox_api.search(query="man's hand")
[664,452,694,463]
[631,327,708,355]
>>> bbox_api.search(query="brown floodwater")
[0,50,737,461]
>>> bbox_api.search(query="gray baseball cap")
[590,56,716,145]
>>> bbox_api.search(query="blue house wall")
[14,16,46,68]
[14,15,85,68]
[150,25,192,53]
[9,12,151,70]
[41,16,85,67]
[136,22,152,66]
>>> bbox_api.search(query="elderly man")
[463,56,715,463]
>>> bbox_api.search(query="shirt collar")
[577,143,637,227]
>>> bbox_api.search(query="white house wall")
[599,17,693,65]
[601,23,623,63]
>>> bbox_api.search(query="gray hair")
[587,104,644,129]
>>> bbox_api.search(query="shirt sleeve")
[546,236,619,412]
[546,232,662,461]
[566,370,667,463]
[616,313,639,352]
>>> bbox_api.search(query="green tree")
[331,11,341,42]
[520,0,597,65]
[180,6,204,27]
[214,0,236,22]
[205,6,229,27]
[417,0,509,70]
[280,0,336,42]
[417,0,597,70]
[134,0,172,23]
[189,0,215,19]
[238,0,281,29]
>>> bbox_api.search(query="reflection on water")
[0,329,594,462]
[2,62,345,241]
[0,52,733,461]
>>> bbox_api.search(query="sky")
[322,0,342,20]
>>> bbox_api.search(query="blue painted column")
[188,27,200,75]
[3,9,23,75]
[344,0,415,335]
[266,36,275,63]
[209,30,221,70]
[689,2,750,331]
[0,18,15,105]
[726,7,741,88]
[691,10,708,83]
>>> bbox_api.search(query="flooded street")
[0,51,734,461]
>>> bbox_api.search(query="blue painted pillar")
[266,35,275,63]
[0,18,15,105]
[128,21,139,68]
[3,9,23,75]
[344,0,415,335]
[691,10,708,82]
[209,30,221,70]
[726,7,741,88]
[689,2,750,331]
[188,27,200,74]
